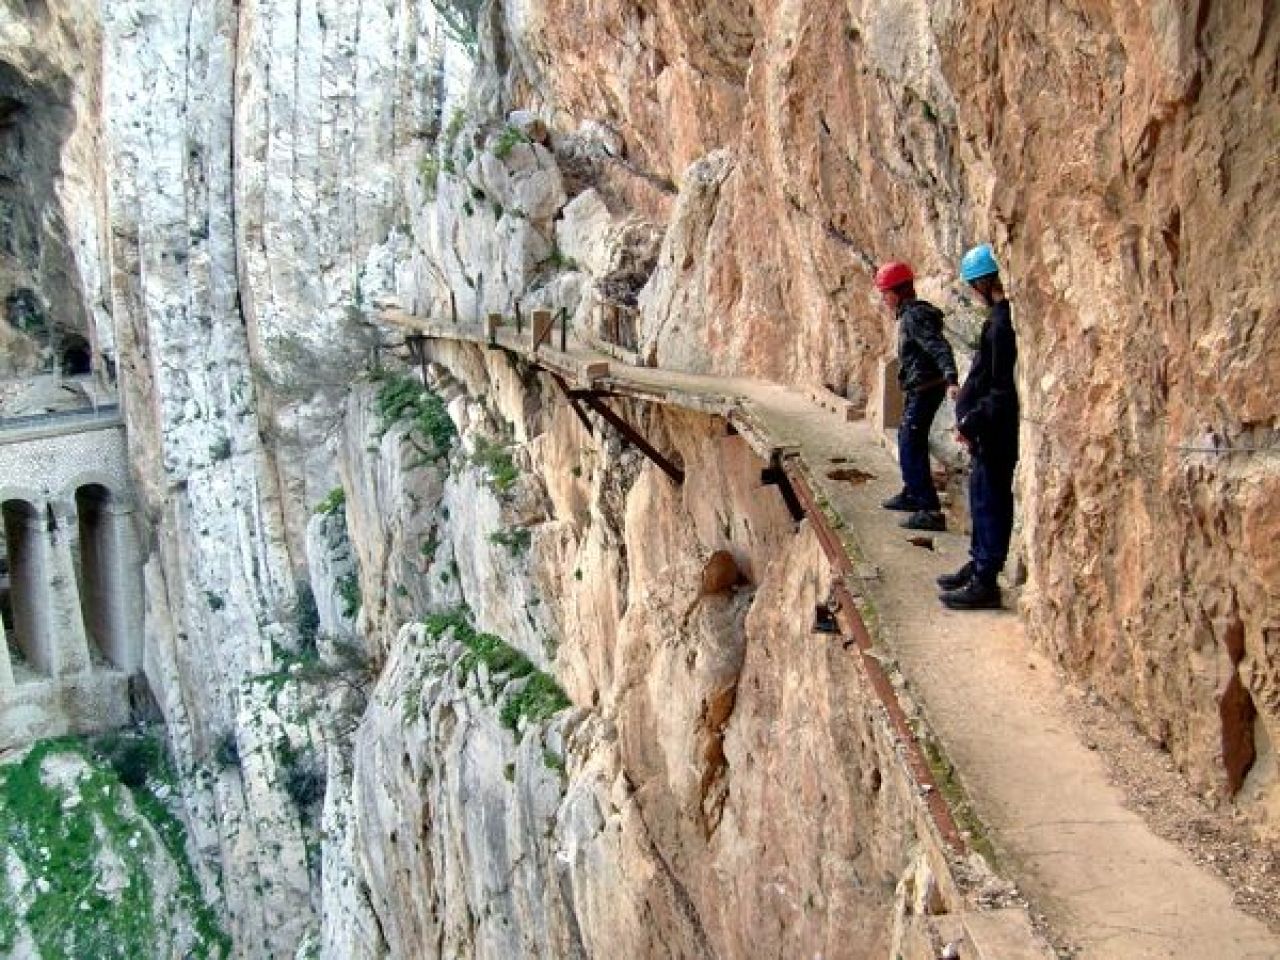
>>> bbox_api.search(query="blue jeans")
[969,452,1016,585]
[897,385,945,510]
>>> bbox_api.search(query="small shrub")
[295,580,320,652]
[209,437,232,462]
[500,673,572,732]
[443,106,466,160]
[472,436,519,494]
[542,749,565,776]
[493,125,525,160]
[212,731,241,770]
[205,591,225,612]
[423,608,571,736]
[374,374,458,460]
[314,487,346,516]
[419,154,441,194]
[337,573,361,619]
[96,731,171,790]
[488,527,532,556]
[282,763,324,812]
[545,245,578,271]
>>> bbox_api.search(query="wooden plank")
[532,309,554,350]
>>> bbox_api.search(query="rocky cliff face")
[482,0,1280,825]
[5,0,1276,956]
[0,0,106,374]
[313,355,955,958]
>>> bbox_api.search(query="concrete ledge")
[0,670,132,752]
[961,908,1054,959]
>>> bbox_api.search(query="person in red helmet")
[875,261,959,531]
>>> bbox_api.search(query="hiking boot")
[899,510,946,532]
[881,491,924,512]
[940,577,1002,610]
[936,561,974,591]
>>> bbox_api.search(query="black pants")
[969,451,1017,586]
[898,385,945,510]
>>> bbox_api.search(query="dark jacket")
[897,299,958,392]
[956,299,1019,456]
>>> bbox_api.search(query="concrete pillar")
[78,498,143,673]
[3,501,54,675]
[46,499,93,676]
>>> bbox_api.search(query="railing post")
[559,308,568,353]
[450,290,458,324]
[531,310,554,351]
[516,302,523,336]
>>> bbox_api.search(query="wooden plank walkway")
[386,309,1280,960]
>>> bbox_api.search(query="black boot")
[940,576,1002,610]
[881,491,924,512]
[812,603,840,634]
[936,561,974,591]
[900,510,946,532]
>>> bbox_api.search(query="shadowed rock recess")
[0,0,1276,957]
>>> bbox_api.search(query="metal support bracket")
[582,396,685,485]
[762,456,806,522]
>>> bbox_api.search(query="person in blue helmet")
[938,244,1020,610]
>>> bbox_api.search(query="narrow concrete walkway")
[390,312,1280,960]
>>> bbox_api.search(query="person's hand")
[947,384,959,401]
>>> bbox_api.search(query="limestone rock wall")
[95,0,452,954]
[480,0,1280,827]
[10,0,1277,955]
[313,346,970,959]
[0,0,109,374]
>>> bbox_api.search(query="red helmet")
[874,261,914,292]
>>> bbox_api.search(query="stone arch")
[73,482,132,670]
[1,497,52,676]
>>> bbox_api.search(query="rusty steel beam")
[548,373,595,437]
[761,456,805,522]
[784,462,968,856]
[582,396,685,485]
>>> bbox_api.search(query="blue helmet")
[960,244,999,283]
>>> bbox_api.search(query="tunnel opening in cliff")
[0,59,88,378]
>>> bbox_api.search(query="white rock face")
[88,0,457,953]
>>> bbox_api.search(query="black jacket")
[897,299,958,392]
[956,299,1019,455]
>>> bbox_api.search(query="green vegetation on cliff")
[372,372,458,461]
[0,732,230,959]
[424,608,571,732]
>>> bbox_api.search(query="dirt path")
[395,313,1280,959]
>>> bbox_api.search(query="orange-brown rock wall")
[498,0,1280,822]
